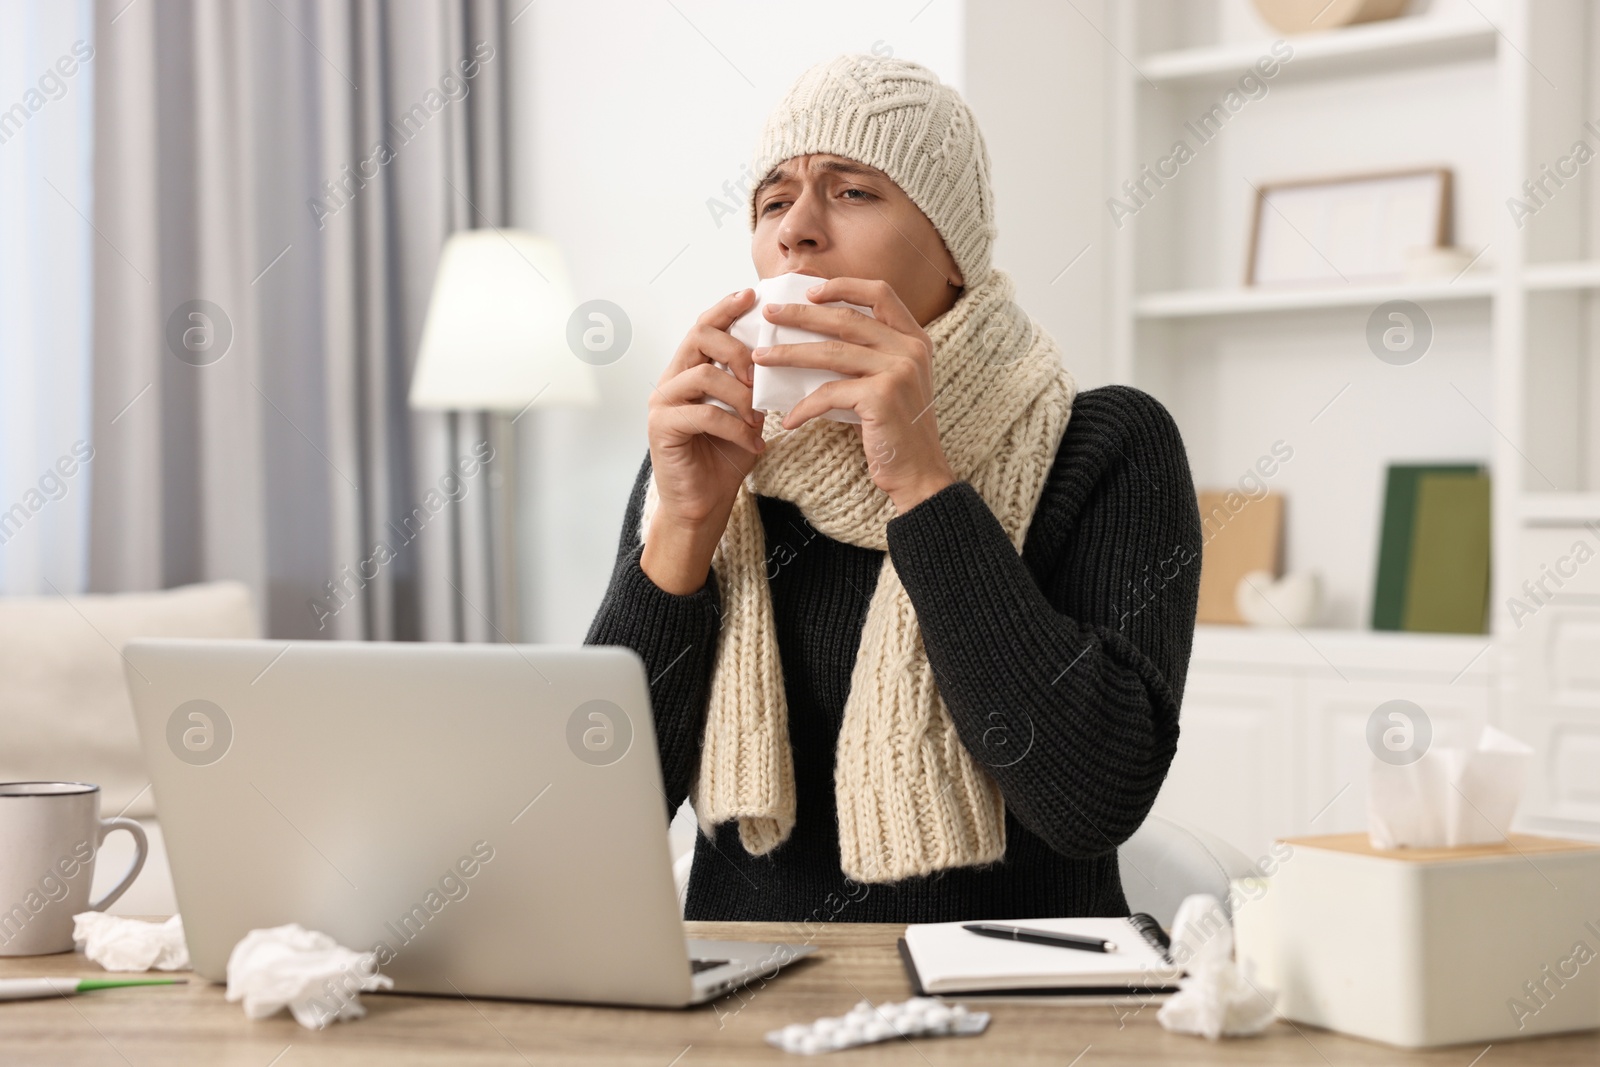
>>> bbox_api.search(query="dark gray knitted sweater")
[584,385,1201,923]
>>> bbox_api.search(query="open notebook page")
[903,917,1173,993]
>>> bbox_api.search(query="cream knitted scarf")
[640,267,1076,883]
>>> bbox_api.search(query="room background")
[7,0,1596,883]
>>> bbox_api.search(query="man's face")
[750,153,963,327]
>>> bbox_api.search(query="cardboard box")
[1233,832,1600,1048]
[1195,490,1282,624]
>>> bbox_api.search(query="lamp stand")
[488,411,521,643]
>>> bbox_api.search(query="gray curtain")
[88,0,509,641]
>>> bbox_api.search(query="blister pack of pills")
[765,997,990,1055]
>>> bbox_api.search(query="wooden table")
[4,920,1597,1065]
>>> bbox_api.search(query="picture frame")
[1245,166,1453,286]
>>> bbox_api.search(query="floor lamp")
[408,230,600,642]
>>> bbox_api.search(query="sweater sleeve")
[885,385,1201,859]
[583,451,722,817]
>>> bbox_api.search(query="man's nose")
[777,186,825,253]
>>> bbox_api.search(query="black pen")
[962,923,1116,953]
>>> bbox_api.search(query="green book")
[1371,464,1483,631]
[1401,472,1491,634]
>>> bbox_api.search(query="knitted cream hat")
[744,54,997,290]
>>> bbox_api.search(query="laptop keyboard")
[690,958,730,973]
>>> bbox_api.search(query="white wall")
[965,0,1111,390]
[508,0,969,640]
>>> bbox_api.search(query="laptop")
[121,638,813,1007]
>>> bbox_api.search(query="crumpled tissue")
[708,272,875,425]
[225,923,392,1030]
[1157,893,1276,1039]
[1368,724,1532,849]
[72,913,191,972]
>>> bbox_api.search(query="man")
[587,53,1201,923]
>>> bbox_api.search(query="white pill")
[812,1017,839,1034]
[780,1024,808,1042]
[865,1019,894,1041]
[799,1034,823,1054]
[925,1004,953,1027]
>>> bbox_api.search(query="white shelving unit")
[1135,274,1494,319]
[1136,16,1496,85]
[1519,492,1600,525]
[1526,259,1600,291]
[1107,0,1600,857]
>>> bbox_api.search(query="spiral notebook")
[897,914,1179,997]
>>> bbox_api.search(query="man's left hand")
[754,277,956,514]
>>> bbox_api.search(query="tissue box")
[1234,832,1600,1049]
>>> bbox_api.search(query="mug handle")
[86,817,150,912]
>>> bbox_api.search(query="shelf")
[1136,18,1497,86]
[1521,493,1600,525]
[1134,275,1495,319]
[1525,260,1600,291]
[1192,624,1493,680]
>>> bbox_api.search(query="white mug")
[0,782,149,956]
[708,272,876,425]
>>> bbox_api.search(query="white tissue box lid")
[1261,833,1600,1049]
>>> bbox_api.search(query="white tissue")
[709,272,876,425]
[1368,724,1532,849]
[72,913,191,972]
[224,923,392,1029]
[1157,894,1276,1039]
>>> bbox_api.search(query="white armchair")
[1117,812,1259,928]
[0,580,257,916]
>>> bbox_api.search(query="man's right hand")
[641,288,766,594]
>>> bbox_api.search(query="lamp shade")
[408,230,601,411]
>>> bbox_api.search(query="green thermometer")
[0,976,187,1001]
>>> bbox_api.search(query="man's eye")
[761,189,872,214]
